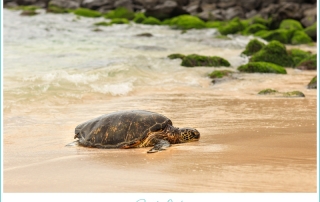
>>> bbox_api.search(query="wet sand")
[3,69,317,192]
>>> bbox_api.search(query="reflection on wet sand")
[4,89,317,192]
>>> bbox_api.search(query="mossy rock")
[73,8,102,18]
[254,30,269,37]
[94,21,110,26]
[20,10,38,16]
[254,29,294,44]
[304,23,317,41]
[208,70,233,78]
[104,7,135,20]
[296,54,317,70]
[15,5,39,11]
[250,40,293,67]
[110,18,130,24]
[307,76,317,89]
[47,4,70,14]
[241,39,266,56]
[92,28,103,32]
[238,62,287,74]
[168,53,186,60]
[258,88,278,95]
[218,18,245,35]
[250,16,270,27]
[287,49,312,67]
[181,54,231,67]
[242,24,268,35]
[239,19,249,27]
[282,91,305,97]
[168,15,207,30]
[133,12,147,23]
[206,21,225,28]
[136,33,153,37]
[290,30,313,45]
[258,89,305,97]
[142,17,162,25]
[279,19,303,30]
[161,18,172,25]
[258,88,305,97]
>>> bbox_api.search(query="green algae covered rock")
[20,10,38,16]
[142,17,162,25]
[208,70,233,78]
[181,54,231,67]
[209,70,234,84]
[258,88,278,95]
[279,19,303,30]
[133,12,147,23]
[258,89,305,97]
[290,30,313,45]
[47,5,70,14]
[241,39,266,56]
[304,23,317,41]
[218,18,245,35]
[15,5,40,16]
[110,18,130,24]
[94,18,129,26]
[238,62,287,74]
[206,21,225,28]
[136,33,153,37]
[254,29,294,44]
[308,76,317,89]
[104,7,135,20]
[74,8,102,18]
[250,16,270,27]
[240,19,250,28]
[166,15,207,30]
[14,5,39,11]
[168,53,185,60]
[252,19,313,44]
[283,91,305,97]
[296,54,317,70]
[94,21,110,26]
[287,49,312,67]
[250,41,293,67]
[242,24,268,35]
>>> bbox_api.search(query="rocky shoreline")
[4,0,317,89]
[4,0,317,27]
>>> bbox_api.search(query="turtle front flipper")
[65,140,80,147]
[147,139,171,153]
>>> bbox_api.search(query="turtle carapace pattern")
[73,110,200,153]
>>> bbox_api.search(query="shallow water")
[3,9,317,192]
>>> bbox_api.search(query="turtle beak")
[194,131,200,140]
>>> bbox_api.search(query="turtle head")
[178,127,200,143]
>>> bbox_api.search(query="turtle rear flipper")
[147,139,170,153]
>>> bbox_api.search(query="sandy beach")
[4,70,317,192]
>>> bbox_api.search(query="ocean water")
[3,9,252,108]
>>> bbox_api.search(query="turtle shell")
[74,110,172,148]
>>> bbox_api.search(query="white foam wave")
[24,71,100,85]
[90,82,133,96]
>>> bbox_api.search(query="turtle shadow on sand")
[67,110,200,153]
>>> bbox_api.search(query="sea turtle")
[72,110,200,153]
